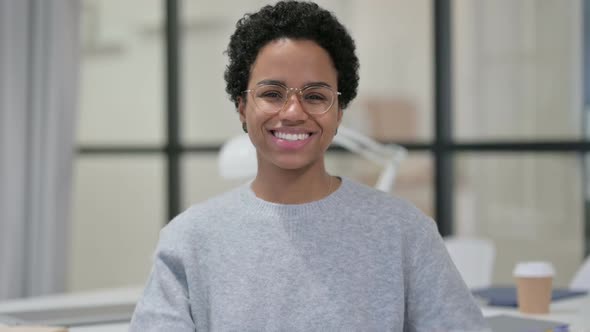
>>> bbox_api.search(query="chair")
[570,255,590,290]
[443,236,496,289]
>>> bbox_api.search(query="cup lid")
[513,261,555,277]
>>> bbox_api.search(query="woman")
[130,1,488,331]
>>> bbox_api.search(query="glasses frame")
[243,84,342,115]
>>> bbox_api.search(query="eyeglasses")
[243,84,341,115]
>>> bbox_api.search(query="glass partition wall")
[452,0,586,286]
[72,0,165,291]
[71,0,588,292]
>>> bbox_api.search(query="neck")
[251,165,335,204]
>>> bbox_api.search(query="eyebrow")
[255,79,333,89]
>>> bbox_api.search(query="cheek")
[246,110,273,133]
[243,105,258,122]
[324,113,340,129]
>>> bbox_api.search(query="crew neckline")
[239,176,353,219]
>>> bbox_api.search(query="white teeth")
[273,131,310,141]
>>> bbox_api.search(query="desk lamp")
[218,125,407,193]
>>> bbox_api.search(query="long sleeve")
[403,219,489,332]
[129,228,195,331]
[128,178,489,331]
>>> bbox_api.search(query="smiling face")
[238,38,342,175]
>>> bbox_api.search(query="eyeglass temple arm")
[331,126,407,193]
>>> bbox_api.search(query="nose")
[279,89,308,121]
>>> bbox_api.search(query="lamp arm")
[335,126,388,155]
[375,163,398,192]
[332,126,407,192]
[332,133,385,165]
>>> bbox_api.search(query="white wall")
[71,0,585,291]
[453,0,584,286]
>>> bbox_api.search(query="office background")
[1,0,589,300]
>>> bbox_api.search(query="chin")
[271,156,320,171]
[273,161,312,171]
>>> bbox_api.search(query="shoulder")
[158,184,247,247]
[341,177,435,233]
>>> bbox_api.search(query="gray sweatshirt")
[130,177,488,331]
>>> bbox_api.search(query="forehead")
[249,39,338,87]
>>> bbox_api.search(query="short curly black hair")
[224,0,359,110]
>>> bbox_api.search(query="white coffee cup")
[513,261,555,314]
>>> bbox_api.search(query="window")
[71,0,589,292]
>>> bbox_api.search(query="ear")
[336,107,343,126]
[237,96,247,123]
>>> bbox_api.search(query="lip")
[269,127,315,134]
[267,128,316,150]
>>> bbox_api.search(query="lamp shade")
[218,134,257,179]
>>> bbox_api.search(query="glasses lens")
[251,85,335,114]
[252,85,287,113]
[301,86,334,114]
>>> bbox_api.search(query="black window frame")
[77,0,590,256]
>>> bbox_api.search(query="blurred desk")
[481,294,590,332]
[0,286,141,331]
[4,286,587,331]
[0,324,128,332]
[69,323,129,332]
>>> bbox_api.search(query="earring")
[335,127,338,135]
[242,122,248,133]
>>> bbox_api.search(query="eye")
[260,91,284,99]
[256,85,286,101]
[305,93,326,100]
[303,91,328,103]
